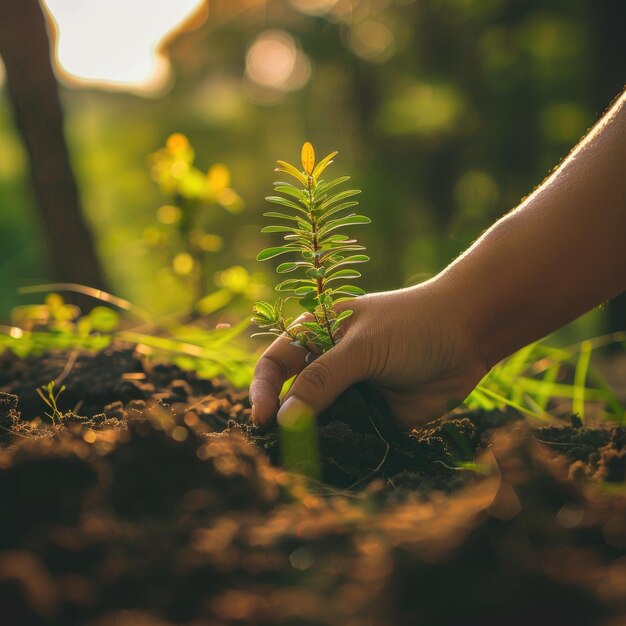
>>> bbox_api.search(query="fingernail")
[250,404,257,423]
[277,396,313,430]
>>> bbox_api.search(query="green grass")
[465,335,625,424]
[0,286,256,388]
[3,286,624,421]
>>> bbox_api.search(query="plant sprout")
[252,142,370,354]
[36,380,66,424]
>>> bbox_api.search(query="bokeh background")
[1,0,624,337]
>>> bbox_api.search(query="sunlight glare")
[41,0,206,94]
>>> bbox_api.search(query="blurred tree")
[0,0,107,296]
[0,0,622,333]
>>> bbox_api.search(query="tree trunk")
[0,0,108,296]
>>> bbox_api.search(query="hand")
[249,278,488,430]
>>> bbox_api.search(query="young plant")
[36,381,66,425]
[252,142,370,354]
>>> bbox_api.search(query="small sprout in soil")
[252,141,370,355]
[36,380,66,425]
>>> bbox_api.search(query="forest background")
[0,0,624,342]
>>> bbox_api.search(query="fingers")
[250,336,309,424]
[250,303,361,425]
[278,339,361,420]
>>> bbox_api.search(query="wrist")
[408,274,490,380]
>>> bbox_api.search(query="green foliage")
[252,142,369,353]
[148,133,253,312]
[1,292,120,356]
[118,319,254,388]
[464,338,625,424]
[36,381,66,424]
[0,289,255,388]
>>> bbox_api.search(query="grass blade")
[572,339,592,421]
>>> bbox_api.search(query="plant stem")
[279,320,316,355]
[307,175,335,346]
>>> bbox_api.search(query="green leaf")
[325,268,361,282]
[261,225,306,234]
[319,245,366,258]
[275,160,308,185]
[250,329,283,337]
[265,196,308,213]
[275,278,316,292]
[318,201,360,222]
[532,363,560,410]
[328,285,365,297]
[473,384,542,418]
[257,246,297,261]
[318,189,361,211]
[573,339,592,421]
[331,309,353,333]
[87,306,120,333]
[465,388,497,411]
[273,184,309,202]
[327,254,370,269]
[318,292,333,308]
[263,211,307,223]
[276,261,313,273]
[319,238,356,249]
[299,290,318,312]
[314,176,350,197]
[319,215,371,236]
[300,321,326,332]
[252,301,279,326]
[282,234,311,244]
[252,301,276,318]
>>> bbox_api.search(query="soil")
[1,344,626,626]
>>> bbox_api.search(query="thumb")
[278,341,359,420]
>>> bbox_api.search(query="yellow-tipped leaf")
[301,141,315,175]
[312,151,338,180]
[275,160,308,186]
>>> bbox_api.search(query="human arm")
[444,90,626,369]
[250,91,626,428]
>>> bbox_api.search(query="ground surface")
[1,345,626,626]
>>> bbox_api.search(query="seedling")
[252,142,370,354]
[36,381,66,425]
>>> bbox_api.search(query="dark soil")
[1,345,626,626]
